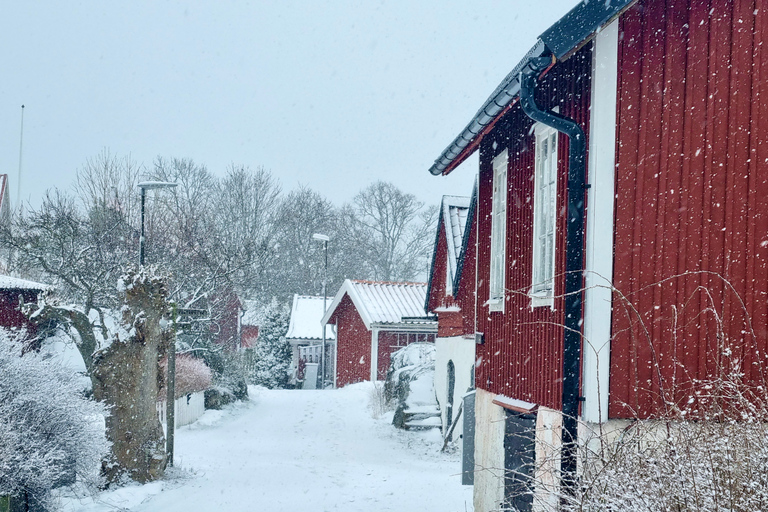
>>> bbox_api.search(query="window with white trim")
[489,149,508,311]
[531,123,558,308]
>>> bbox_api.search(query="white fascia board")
[320,279,374,330]
[346,281,373,330]
[443,202,458,292]
[582,18,618,424]
[370,327,379,382]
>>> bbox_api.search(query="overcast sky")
[1,0,580,210]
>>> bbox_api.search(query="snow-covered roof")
[425,194,471,306]
[286,294,335,341]
[0,275,52,291]
[322,279,433,330]
[442,195,471,292]
[241,299,260,326]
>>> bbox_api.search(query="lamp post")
[312,233,329,388]
[137,180,177,465]
[138,181,177,266]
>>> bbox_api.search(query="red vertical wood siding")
[378,332,399,379]
[474,46,592,411]
[0,290,40,336]
[329,295,370,387]
[455,202,478,338]
[427,226,451,312]
[610,0,768,418]
[427,225,465,337]
[241,326,259,349]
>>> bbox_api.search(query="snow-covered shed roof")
[322,279,434,330]
[286,294,335,341]
[241,299,260,327]
[425,195,471,304]
[443,195,470,289]
[0,275,52,292]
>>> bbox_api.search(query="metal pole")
[321,240,327,388]
[166,303,177,466]
[139,187,146,266]
[16,105,24,209]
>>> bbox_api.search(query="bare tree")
[349,181,437,282]
[74,149,143,224]
[271,186,337,297]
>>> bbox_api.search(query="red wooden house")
[428,0,768,508]
[425,195,476,441]
[0,275,51,339]
[321,279,437,387]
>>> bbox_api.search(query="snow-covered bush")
[250,298,291,389]
[557,375,768,512]
[0,330,108,508]
[508,373,768,512]
[367,381,390,419]
[384,343,437,429]
[384,342,436,405]
[160,354,213,398]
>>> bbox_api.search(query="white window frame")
[531,122,558,309]
[489,149,508,312]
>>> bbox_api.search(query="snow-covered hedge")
[516,374,768,511]
[384,343,437,429]
[160,354,213,399]
[384,342,436,406]
[0,330,108,507]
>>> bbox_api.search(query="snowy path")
[62,384,473,511]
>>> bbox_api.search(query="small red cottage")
[428,0,768,508]
[0,275,51,339]
[321,279,437,387]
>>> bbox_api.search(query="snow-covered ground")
[58,383,473,511]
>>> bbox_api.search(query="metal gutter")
[428,41,547,176]
[540,0,635,60]
[519,54,586,497]
[428,0,635,177]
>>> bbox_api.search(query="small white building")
[286,294,335,381]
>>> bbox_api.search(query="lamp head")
[312,233,330,242]
[138,181,178,190]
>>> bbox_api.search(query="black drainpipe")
[519,54,587,496]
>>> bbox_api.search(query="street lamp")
[138,181,178,266]
[312,233,329,388]
[137,180,177,465]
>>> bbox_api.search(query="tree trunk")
[91,268,171,483]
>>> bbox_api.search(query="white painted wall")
[473,388,506,512]
[434,335,475,441]
[157,391,206,428]
[583,18,619,424]
[533,407,562,512]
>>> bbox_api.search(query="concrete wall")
[472,391,634,511]
[434,335,475,441]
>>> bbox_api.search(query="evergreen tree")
[251,298,291,389]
